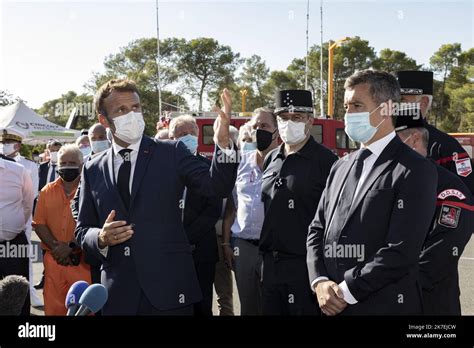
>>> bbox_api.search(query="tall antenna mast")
[156,0,162,116]
[320,0,324,118]
[304,0,310,90]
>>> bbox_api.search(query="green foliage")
[32,36,472,137]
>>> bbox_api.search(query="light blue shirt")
[231,150,264,240]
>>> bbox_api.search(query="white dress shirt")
[0,158,34,241]
[16,155,39,199]
[312,131,396,305]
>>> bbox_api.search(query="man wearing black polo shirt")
[260,90,338,315]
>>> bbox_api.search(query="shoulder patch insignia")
[437,189,466,200]
[455,158,472,177]
[438,204,461,229]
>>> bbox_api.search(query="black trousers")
[0,232,30,316]
[193,259,217,316]
[262,252,320,316]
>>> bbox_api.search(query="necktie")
[49,164,56,183]
[332,148,373,230]
[118,149,132,210]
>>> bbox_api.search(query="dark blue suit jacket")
[75,136,238,315]
[307,136,438,315]
[183,154,221,264]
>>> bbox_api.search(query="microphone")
[0,275,29,315]
[65,280,89,316]
[74,284,108,316]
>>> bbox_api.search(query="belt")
[240,238,260,246]
[267,250,304,260]
[0,230,26,244]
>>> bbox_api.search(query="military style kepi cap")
[394,107,425,132]
[274,90,313,115]
[0,128,25,142]
[396,71,434,96]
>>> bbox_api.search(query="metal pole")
[304,0,309,90]
[320,0,324,118]
[328,42,334,118]
[156,0,162,117]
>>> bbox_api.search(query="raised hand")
[213,88,232,149]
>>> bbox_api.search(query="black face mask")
[256,129,277,151]
[57,167,80,182]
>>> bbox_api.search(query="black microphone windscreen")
[0,275,29,316]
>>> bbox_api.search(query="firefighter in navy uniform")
[397,70,474,195]
[259,90,338,315]
[396,110,473,315]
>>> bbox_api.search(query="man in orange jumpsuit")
[33,144,91,315]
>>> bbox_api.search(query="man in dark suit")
[75,79,237,315]
[169,115,222,316]
[307,70,438,316]
[395,109,473,315]
[38,139,62,192]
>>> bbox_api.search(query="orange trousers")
[43,251,92,316]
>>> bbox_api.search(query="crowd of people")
[0,69,472,316]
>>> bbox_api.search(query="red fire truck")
[449,133,474,158]
[168,112,357,158]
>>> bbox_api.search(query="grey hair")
[402,127,429,150]
[252,107,277,127]
[229,125,239,145]
[58,144,83,164]
[238,122,253,143]
[168,115,198,138]
[75,135,90,146]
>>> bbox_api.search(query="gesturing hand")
[98,210,134,249]
[212,88,232,149]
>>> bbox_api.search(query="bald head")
[89,123,107,142]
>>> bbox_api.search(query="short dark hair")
[94,79,140,116]
[344,70,401,126]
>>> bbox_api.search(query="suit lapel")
[327,154,356,229]
[130,137,155,207]
[341,136,402,231]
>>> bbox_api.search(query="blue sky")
[0,0,472,110]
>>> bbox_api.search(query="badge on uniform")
[437,189,466,200]
[438,204,461,229]
[455,157,472,177]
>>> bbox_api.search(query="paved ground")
[30,233,473,316]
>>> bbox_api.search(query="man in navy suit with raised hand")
[75,79,238,315]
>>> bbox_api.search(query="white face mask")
[277,119,308,145]
[112,111,145,144]
[0,143,17,156]
[49,151,58,164]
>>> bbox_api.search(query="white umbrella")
[0,101,80,144]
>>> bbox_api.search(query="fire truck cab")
[449,133,474,158]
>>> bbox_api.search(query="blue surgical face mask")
[179,134,198,154]
[80,146,91,157]
[344,105,383,144]
[241,141,257,153]
[91,140,110,154]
